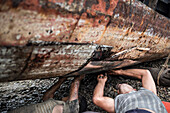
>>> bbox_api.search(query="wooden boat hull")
[0,0,169,82]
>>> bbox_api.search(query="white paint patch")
[51,26,54,30]
[32,48,52,54]
[16,34,21,40]
[145,29,154,37]
[56,15,73,23]
[35,34,41,39]
[78,19,86,26]
[137,47,150,51]
[124,37,138,40]
[43,60,52,67]
[55,30,60,35]
[65,45,72,49]
[43,63,50,67]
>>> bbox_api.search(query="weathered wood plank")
[0,0,169,82]
[0,44,97,82]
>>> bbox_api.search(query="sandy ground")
[0,58,170,113]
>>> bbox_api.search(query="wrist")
[115,70,122,75]
[98,80,106,85]
[74,78,81,82]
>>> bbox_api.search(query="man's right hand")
[74,74,85,82]
[97,74,107,83]
[93,74,115,113]
[109,69,122,75]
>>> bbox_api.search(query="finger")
[103,76,107,81]
[104,75,107,79]
[98,74,103,78]
[98,75,103,79]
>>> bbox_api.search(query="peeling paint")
[0,44,99,81]
[16,34,21,40]
[0,0,169,81]
[55,30,60,35]
[35,34,41,39]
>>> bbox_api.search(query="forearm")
[111,69,157,94]
[110,69,145,79]
[93,81,105,98]
[69,75,85,101]
[46,77,66,94]
[93,80,115,113]
[43,77,66,101]
[69,80,80,101]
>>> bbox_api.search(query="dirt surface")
[0,58,170,113]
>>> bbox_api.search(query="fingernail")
[99,76,103,78]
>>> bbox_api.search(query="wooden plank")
[0,44,97,82]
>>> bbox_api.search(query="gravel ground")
[0,58,170,113]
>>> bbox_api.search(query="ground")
[0,58,170,113]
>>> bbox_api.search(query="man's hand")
[97,74,107,83]
[110,69,157,95]
[74,74,85,82]
[93,74,115,113]
[109,69,122,75]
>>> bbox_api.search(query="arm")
[43,77,67,101]
[110,69,157,95]
[93,74,115,113]
[69,75,85,101]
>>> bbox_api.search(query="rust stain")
[20,0,39,10]
[90,0,107,15]
[70,12,110,43]
[0,0,169,81]
[96,26,107,43]
[139,18,144,29]
[0,44,98,81]
[84,0,119,16]
[123,23,134,37]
